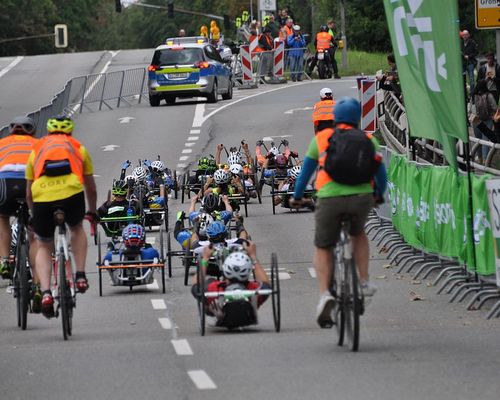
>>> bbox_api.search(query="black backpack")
[324,127,380,185]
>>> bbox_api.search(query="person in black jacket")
[461,30,478,101]
[477,51,500,104]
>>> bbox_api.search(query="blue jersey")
[104,247,159,262]
[189,210,232,224]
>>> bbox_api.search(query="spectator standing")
[282,18,294,40]
[461,30,478,101]
[200,25,208,39]
[376,53,401,96]
[178,29,186,37]
[327,19,340,79]
[477,51,500,104]
[473,79,497,163]
[278,9,289,27]
[210,20,220,46]
[287,25,306,81]
[266,14,280,39]
[258,27,274,78]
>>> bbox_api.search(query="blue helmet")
[206,220,227,243]
[122,224,145,247]
[334,97,361,126]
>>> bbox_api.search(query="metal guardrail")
[0,67,148,138]
[378,89,500,175]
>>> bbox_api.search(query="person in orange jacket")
[308,25,340,79]
[200,25,209,39]
[210,20,220,46]
[312,87,336,134]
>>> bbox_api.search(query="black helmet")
[202,192,220,213]
[320,25,328,32]
[9,116,36,136]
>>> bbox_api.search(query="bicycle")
[52,210,79,340]
[10,199,34,330]
[331,215,364,352]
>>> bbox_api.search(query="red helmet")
[275,154,288,168]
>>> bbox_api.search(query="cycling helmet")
[222,251,253,282]
[112,180,128,196]
[320,25,328,32]
[9,116,36,136]
[229,163,243,175]
[132,166,148,181]
[197,213,214,238]
[122,224,145,248]
[320,87,333,100]
[206,220,227,243]
[275,154,288,168]
[46,115,74,134]
[151,160,165,173]
[198,157,210,170]
[214,168,231,185]
[289,165,302,179]
[334,97,362,126]
[227,152,242,166]
[124,174,136,184]
[269,146,279,156]
[202,192,220,213]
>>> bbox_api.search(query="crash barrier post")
[249,36,259,60]
[0,67,149,138]
[378,89,500,176]
[359,78,377,133]
[273,41,284,77]
[238,45,257,89]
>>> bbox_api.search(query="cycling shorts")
[0,178,26,216]
[32,192,85,240]
[314,193,373,248]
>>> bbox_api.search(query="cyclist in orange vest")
[0,117,39,280]
[25,116,97,319]
[308,25,340,79]
[312,88,336,134]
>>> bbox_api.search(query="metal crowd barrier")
[0,67,148,137]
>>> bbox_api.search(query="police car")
[148,37,233,107]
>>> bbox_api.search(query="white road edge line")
[151,299,167,310]
[188,370,217,390]
[171,339,193,355]
[308,267,317,278]
[0,56,23,79]
[158,317,172,330]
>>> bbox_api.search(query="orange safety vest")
[257,34,273,51]
[312,99,335,124]
[315,124,373,190]
[316,32,332,50]
[284,25,293,38]
[32,134,84,183]
[0,135,38,170]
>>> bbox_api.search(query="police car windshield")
[153,48,204,66]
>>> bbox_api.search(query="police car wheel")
[149,95,160,107]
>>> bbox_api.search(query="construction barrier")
[360,79,377,133]
[273,42,284,77]
[240,45,253,84]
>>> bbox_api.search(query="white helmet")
[197,213,214,237]
[125,174,137,184]
[269,146,279,156]
[229,163,243,175]
[289,165,302,179]
[151,160,165,173]
[320,87,333,99]
[214,168,231,185]
[132,166,148,181]
[222,251,253,282]
[293,25,301,31]
[227,152,242,166]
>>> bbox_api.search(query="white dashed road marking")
[188,370,217,390]
[308,267,317,278]
[185,142,195,147]
[187,136,199,141]
[171,339,193,355]
[179,156,189,161]
[181,149,192,154]
[158,317,172,330]
[177,163,187,168]
[151,299,167,310]
[190,129,201,134]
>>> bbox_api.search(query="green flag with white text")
[383,0,468,169]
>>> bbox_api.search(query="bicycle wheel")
[58,253,72,340]
[271,252,281,332]
[344,258,360,352]
[17,239,30,330]
[197,265,206,336]
[332,277,345,346]
[13,265,21,328]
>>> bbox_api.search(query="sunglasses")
[10,123,35,134]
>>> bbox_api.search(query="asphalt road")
[1,52,500,400]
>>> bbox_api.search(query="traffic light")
[167,0,174,18]
[115,0,122,12]
[54,24,68,48]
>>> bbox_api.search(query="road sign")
[259,0,276,11]
[475,0,500,30]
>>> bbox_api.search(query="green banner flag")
[383,0,468,169]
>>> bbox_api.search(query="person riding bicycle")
[25,115,97,319]
[203,168,245,199]
[291,97,387,329]
[97,179,139,238]
[312,88,336,134]
[308,25,340,79]
[273,165,315,210]
[0,117,39,280]
[147,159,176,193]
[192,241,270,328]
[188,157,217,186]
[103,223,159,286]
[174,192,234,250]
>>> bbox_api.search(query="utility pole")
[339,0,347,68]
